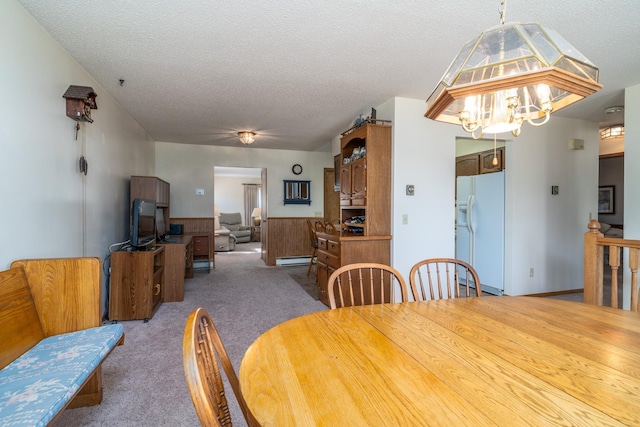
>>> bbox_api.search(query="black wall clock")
[292,164,303,175]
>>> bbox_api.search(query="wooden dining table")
[239,296,640,426]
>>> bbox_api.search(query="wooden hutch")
[316,121,392,306]
[109,176,196,322]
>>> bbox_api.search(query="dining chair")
[306,219,319,277]
[328,262,409,309]
[183,307,258,427]
[409,258,481,301]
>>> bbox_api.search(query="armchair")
[214,216,236,252]
[219,212,251,244]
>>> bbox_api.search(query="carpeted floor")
[55,242,326,426]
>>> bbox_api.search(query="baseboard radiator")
[276,256,311,266]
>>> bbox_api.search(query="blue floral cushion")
[0,324,123,427]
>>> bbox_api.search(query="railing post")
[630,248,639,312]
[584,220,604,306]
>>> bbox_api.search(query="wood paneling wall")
[173,216,320,267]
[266,217,317,266]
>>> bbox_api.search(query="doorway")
[214,166,267,260]
[454,137,506,295]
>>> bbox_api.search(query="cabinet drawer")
[318,237,327,251]
[192,236,209,255]
[318,250,340,269]
[326,239,340,256]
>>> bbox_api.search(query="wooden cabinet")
[456,147,504,177]
[316,121,393,307]
[109,246,165,322]
[316,233,391,306]
[131,176,170,207]
[159,235,193,302]
[190,233,211,273]
[339,123,391,236]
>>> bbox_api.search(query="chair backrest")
[306,219,318,248]
[324,221,337,233]
[409,258,481,301]
[183,308,258,427]
[328,263,409,309]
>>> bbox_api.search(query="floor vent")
[276,256,311,266]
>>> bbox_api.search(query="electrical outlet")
[402,214,408,225]
[195,188,205,196]
[529,268,534,277]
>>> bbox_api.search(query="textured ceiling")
[17,0,640,151]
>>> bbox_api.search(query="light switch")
[195,188,205,196]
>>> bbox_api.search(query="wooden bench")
[0,258,124,426]
[584,219,640,310]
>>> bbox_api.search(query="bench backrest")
[0,267,45,370]
[11,257,102,336]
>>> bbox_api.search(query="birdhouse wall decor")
[62,85,97,123]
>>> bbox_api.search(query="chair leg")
[307,247,317,277]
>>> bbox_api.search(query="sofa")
[219,212,251,243]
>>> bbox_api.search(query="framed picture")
[598,186,615,214]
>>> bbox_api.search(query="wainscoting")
[266,217,318,266]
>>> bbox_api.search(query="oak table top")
[239,296,640,426]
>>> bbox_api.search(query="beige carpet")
[55,242,326,426]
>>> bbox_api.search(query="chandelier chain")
[499,0,507,25]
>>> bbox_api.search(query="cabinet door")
[455,153,480,177]
[317,262,329,306]
[156,179,170,207]
[479,147,504,174]
[339,164,352,206]
[350,158,366,205]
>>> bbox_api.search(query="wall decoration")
[63,85,97,123]
[598,186,615,214]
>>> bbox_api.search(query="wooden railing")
[584,219,640,311]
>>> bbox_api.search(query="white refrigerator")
[455,171,505,295]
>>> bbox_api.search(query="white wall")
[385,97,599,295]
[155,142,333,219]
[622,84,640,307]
[0,1,156,309]
[624,84,640,240]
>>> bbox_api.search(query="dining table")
[239,296,640,426]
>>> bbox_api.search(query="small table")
[250,226,261,242]
[239,297,640,426]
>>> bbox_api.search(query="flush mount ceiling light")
[425,0,602,139]
[237,131,256,145]
[604,106,624,115]
[600,125,624,140]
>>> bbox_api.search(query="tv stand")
[109,246,165,322]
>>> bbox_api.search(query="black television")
[131,198,156,249]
